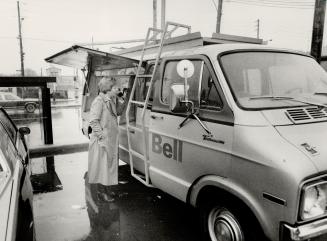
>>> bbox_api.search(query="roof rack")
[115,32,263,58]
[211,33,263,44]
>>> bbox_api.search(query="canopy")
[45,45,139,70]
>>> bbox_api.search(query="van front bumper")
[282,219,327,241]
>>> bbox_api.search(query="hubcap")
[27,105,34,112]
[208,207,244,241]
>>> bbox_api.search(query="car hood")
[274,122,327,172]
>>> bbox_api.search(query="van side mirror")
[169,84,188,113]
[19,126,30,136]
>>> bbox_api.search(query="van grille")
[286,107,327,123]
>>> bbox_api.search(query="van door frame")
[149,54,234,202]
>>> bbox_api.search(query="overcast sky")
[0,0,321,75]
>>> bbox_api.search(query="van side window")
[200,64,223,110]
[141,64,156,103]
[162,60,202,104]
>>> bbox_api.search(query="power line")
[211,0,218,10]
[227,1,313,9]
[0,35,76,43]
[227,1,313,8]
[226,0,314,6]
[24,37,76,43]
[226,0,314,9]
[271,27,312,35]
[227,0,314,5]
[0,36,17,39]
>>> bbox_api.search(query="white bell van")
[46,25,327,241]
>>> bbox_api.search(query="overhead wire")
[226,0,314,9]
[227,2,313,9]
[227,3,313,9]
[227,0,314,5]
[211,0,218,11]
[0,36,75,43]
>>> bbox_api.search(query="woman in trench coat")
[88,77,126,190]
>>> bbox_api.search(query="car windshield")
[220,51,327,109]
[4,94,20,101]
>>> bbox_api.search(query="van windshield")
[220,51,327,109]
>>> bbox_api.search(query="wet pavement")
[33,155,201,241]
[29,106,201,241]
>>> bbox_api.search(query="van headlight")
[300,181,327,220]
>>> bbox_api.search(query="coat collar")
[99,93,117,117]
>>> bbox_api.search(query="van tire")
[25,103,36,113]
[199,199,265,241]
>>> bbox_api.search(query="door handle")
[203,134,225,144]
[150,114,164,120]
[129,129,135,134]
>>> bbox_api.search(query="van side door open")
[149,56,234,202]
[45,45,140,137]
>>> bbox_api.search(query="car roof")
[143,43,311,60]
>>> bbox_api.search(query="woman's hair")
[98,77,116,93]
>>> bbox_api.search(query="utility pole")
[256,19,260,39]
[153,0,157,29]
[161,0,166,31]
[17,1,24,76]
[311,0,326,63]
[216,0,223,33]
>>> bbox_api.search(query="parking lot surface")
[33,152,201,241]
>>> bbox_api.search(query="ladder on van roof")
[124,22,191,187]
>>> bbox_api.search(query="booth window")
[161,60,202,105]
[161,59,223,110]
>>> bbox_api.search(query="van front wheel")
[200,202,264,241]
[207,207,244,241]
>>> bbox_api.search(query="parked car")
[0,92,39,113]
[50,90,68,100]
[0,108,34,241]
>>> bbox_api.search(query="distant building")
[46,66,81,99]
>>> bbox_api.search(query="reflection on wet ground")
[34,153,201,241]
[83,173,120,241]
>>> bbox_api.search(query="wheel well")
[196,185,265,235]
[25,102,35,107]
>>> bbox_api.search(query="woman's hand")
[98,132,104,141]
[109,86,121,98]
